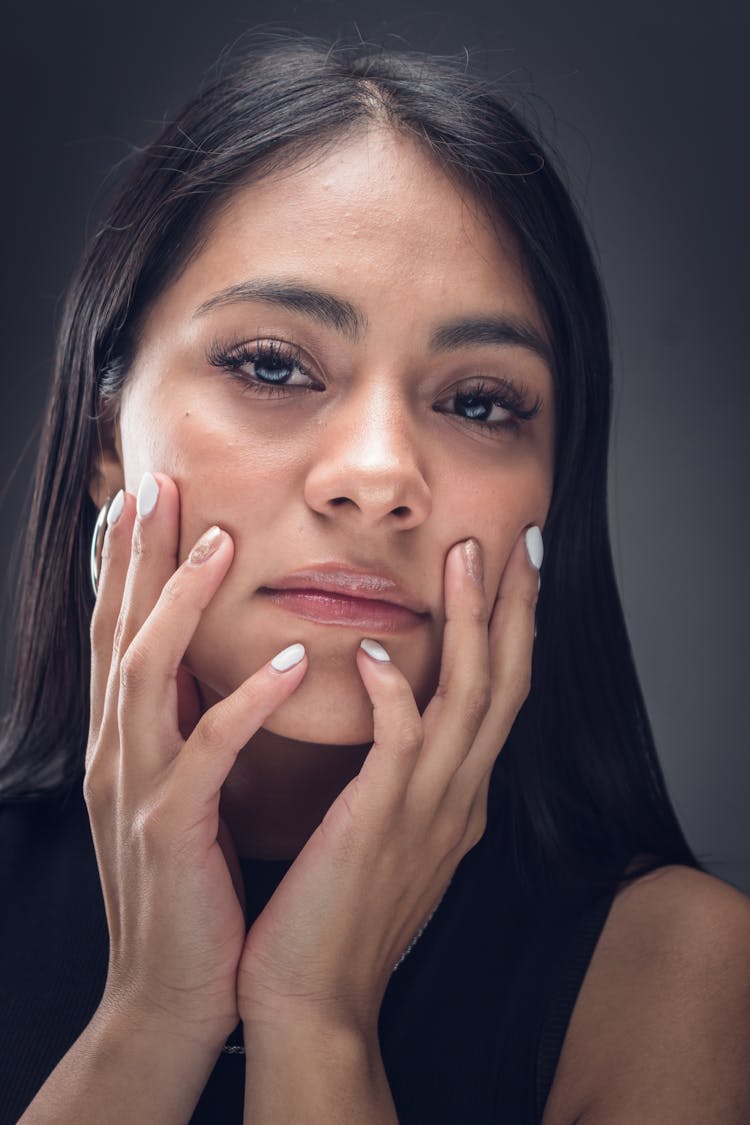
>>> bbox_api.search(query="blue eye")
[249,342,312,385]
[437,379,543,433]
[207,338,317,396]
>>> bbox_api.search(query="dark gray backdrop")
[1,1,747,892]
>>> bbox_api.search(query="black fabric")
[0,780,621,1125]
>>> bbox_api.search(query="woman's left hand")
[236,526,541,1040]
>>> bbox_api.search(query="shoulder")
[605,861,750,970]
[542,864,750,1125]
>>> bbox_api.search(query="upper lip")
[262,564,430,615]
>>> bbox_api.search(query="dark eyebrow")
[428,317,553,370]
[193,277,552,369]
[192,278,365,341]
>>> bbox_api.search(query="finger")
[96,472,181,772]
[87,489,134,759]
[351,638,425,817]
[116,523,236,776]
[109,471,181,690]
[170,643,308,818]
[409,538,492,805]
[454,524,542,801]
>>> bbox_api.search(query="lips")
[258,565,430,631]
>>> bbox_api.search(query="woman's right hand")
[84,471,308,1050]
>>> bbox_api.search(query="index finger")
[453,524,542,801]
[87,488,133,754]
[408,538,492,806]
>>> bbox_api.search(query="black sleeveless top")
[0,778,623,1124]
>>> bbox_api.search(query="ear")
[88,414,125,510]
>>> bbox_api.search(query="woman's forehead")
[152,128,547,344]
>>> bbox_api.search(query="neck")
[218,723,371,861]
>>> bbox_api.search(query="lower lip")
[260,588,428,631]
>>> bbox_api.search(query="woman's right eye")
[207,339,319,395]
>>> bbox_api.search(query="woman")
[1,30,748,1125]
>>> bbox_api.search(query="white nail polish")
[107,490,125,527]
[360,638,391,662]
[270,643,306,672]
[525,526,543,570]
[136,472,159,518]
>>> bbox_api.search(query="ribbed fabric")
[0,781,622,1125]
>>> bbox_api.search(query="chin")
[260,686,376,745]
[186,627,439,744]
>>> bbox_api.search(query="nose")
[303,386,432,530]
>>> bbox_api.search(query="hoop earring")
[90,496,114,597]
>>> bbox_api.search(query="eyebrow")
[193,278,364,340]
[193,277,552,368]
[429,317,552,369]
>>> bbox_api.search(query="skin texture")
[90,125,555,859]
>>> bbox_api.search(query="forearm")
[18,1004,225,1125]
[242,1018,399,1125]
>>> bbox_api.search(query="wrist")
[242,1008,374,1058]
[241,1015,397,1125]
[18,1004,228,1125]
[97,991,236,1056]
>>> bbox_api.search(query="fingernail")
[461,538,483,586]
[271,643,306,672]
[107,490,125,527]
[360,638,391,662]
[525,526,543,570]
[136,472,159,518]
[188,525,223,565]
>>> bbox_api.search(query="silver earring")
[90,496,114,597]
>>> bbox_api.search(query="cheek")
[450,465,551,595]
[122,406,306,556]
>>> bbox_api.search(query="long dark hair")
[0,29,702,900]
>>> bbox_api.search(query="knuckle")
[194,710,226,750]
[466,807,488,849]
[160,574,188,608]
[131,798,173,857]
[434,678,450,702]
[100,538,117,566]
[130,524,152,564]
[111,613,127,660]
[392,715,423,753]
[469,599,490,626]
[435,811,466,856]
[119,645,149,694]
[83,759,112,808]
[82,772,100,808]
[521,587,539,614]
[463,682,491,725]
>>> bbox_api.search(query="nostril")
[392,506,410,517]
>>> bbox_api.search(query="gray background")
[1,2,747,891]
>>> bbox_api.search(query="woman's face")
[111,126,556,744]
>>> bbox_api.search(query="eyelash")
[206,337,543,434]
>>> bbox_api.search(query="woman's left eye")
[436,380,543,433]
